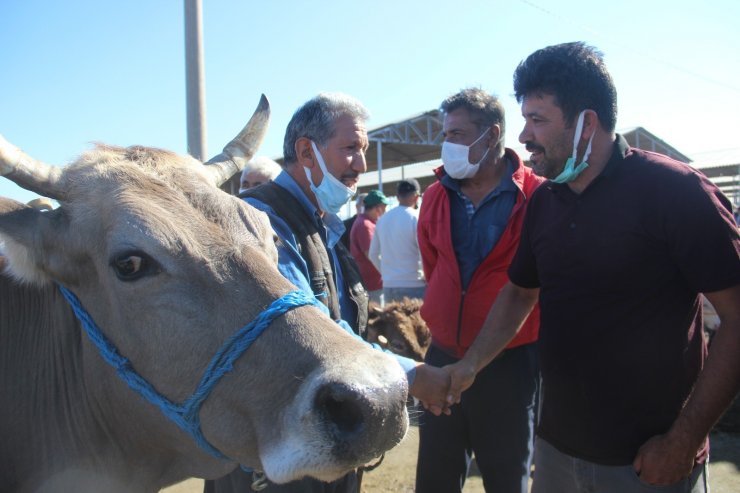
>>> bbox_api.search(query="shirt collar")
[600,134,630,179]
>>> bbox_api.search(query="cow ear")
[0,197,61,286]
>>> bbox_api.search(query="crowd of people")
[204,41,738,493]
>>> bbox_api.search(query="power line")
[518,0,740,94]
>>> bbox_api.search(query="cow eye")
[112,252,157,281]
[390,340,407,353]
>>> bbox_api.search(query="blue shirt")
[441,158,518,289]
[244,170,417,381]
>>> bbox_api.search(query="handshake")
[409,360,479,416]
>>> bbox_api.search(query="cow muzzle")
[314,379,407,461]
[260,351,409,483]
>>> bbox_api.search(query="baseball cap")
[397,178,420,195]
[363,190,390,207]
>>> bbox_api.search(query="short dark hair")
[396,178,420,199]
[440,88,506,141]
[513,42,618,132]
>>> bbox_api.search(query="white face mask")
[441,128,491,179]
[304,141,356,214]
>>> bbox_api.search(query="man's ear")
[295,137,316,169]
[582,110,599,140]
[488,124,502,149]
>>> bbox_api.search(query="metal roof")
[618,126,692,163]
[691,148,740,169]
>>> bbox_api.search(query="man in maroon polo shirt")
[443,42,740,493]
[350,190,389,304]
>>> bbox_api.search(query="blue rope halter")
[57,284,322,461]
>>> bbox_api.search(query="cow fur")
[0,135,408,491]
[366,298,431,362]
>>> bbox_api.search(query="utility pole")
[184,0,207,161]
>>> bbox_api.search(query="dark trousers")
[204,469,358,493]
[415,343,539,493]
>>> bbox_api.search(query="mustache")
[340,172,359,183]
[525,142,544,153]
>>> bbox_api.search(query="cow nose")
[315,382,365,436]
[313,379,407,461]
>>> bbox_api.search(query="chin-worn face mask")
[304,141,356,214]
[441,128,491,179]
[552,110,594,184]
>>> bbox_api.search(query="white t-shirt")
[369,205,425,288]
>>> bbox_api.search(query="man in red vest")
[416,88,544,493]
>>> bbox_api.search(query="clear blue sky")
[2,0,738,204]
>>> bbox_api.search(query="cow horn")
[205,93,271,186]
[0,135,65,201]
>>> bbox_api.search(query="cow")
[0,95,408,492]
[366,298,431,362]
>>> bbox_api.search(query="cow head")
[366,298,431,362]
[0,96,408,489]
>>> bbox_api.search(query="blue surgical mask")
[552,110,594,184]
[304,141,356,214]
[440,128,491,179]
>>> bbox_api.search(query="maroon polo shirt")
[509,135,740,465]
[350,213,382,291]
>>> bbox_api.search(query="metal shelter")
[223,107,739,210]
[362,109,445,198]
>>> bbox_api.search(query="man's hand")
[409,363,451,416]
[443,359,477,406]
[632,432,698,486]
[633,285,740,486]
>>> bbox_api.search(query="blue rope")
[57,284,321,460]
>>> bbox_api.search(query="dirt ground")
[163,426,740,493]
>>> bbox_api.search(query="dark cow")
[0,96,408,492]
[366,297,431,362]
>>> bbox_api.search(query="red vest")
[418,149,543,358]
